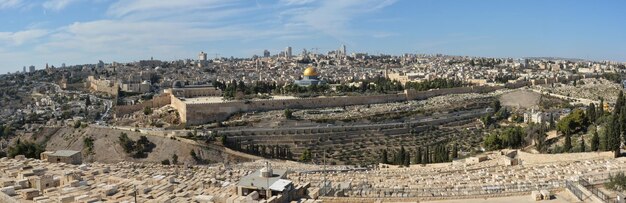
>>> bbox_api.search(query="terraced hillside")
[221,108,488,165]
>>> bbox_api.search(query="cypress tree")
[580,137,586,152]
[452,143,459,159]
[564,133,572,152]
[415,148,422,164]
[404,151,411,166]
[381,149,388,164]
[591,131,600,151]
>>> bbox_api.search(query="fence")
[580,178,617,203]
[565,180,586,201]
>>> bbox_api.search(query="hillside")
[31,126,250,164]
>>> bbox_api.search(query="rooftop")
[44,150,80,157]
[237,168,289,190]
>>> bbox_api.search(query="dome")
[303,66,318,77]
[172,80,185,88]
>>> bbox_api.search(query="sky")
[1,0,625,73]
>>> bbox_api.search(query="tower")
[198,52,207,62]
[341,44,346,56]
[285,46,292,59]
[263,50,270,58]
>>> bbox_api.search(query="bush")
[118,133,156,158]
[144,107,153,115]
[161,159,170,165]
[8,140,45,159]
[606,172,626,191]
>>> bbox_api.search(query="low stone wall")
[114,93,172,117]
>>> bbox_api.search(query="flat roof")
[47,150,80,157]
[237,169,288,190]
[269,179,292,191]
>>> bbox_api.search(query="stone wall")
[183,86,501,125]
[114,93,172,117]
[157,73,600,125]
[86,76,119,96]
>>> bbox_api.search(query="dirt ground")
[499,90,541,109]
[43,126,230,164]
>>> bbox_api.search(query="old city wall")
[183,86,502,125]
[184,94,408,125]
[114,93,172,117]
[170,94,187,123]
[86,76,119,96]
[127,74,600,125]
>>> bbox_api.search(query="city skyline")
[1,0,626,73]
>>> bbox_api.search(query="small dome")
[172,80,185,88]
[303,66,318,76]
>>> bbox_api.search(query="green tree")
[591,131,600,151]
[172,154,178,165]
[299,149,312,162]
[607,115,621,157]
[380,149,388,164]
[563,134,572,152]
[143,106,153,115]
[8,141,44,159]
[415,148,422,164]
[284,108,294,119]
[492,100,501,112]
[403,151,410,166]
[580,137,586,152]
[452,143,459,159]
[587,103,597,124]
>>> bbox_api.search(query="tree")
[143,106,153,115]
[190,150,199,161]
[8,141,44,159]
[587,103,597,124]
[557,109,589,135]
[299,149,312,162]
[403,151,410,166]
[580,137,586,152]
[591,131,600,151]
[563,134,572,152]
[452,143,459,159]
[172,154,178,165]
[415,148,422,164]
[492,100,501,112]
[380,149,388,164]
[607,114,621,157]
[284,108,294,119]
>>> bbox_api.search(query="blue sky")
[1,0,625,73]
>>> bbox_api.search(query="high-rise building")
[285,46,292,59]
[263,50,270,58]
[29,65,35,73]
[199,51,207,62]
[22,66,26,73]
[341,44,347,56]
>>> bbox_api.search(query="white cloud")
[281,0,397,39]
[0,0,399,71]
[43,0,80,11]
[0,0,22,9]
[0,29,49,46]
[280,0,315,5]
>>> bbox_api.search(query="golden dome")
[303,66,318,76]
